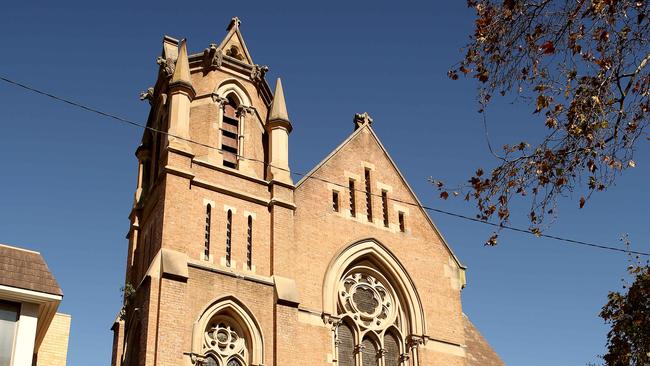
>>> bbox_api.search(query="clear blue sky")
[1,1,648,365]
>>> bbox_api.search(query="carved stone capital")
[407,335,424,350]
[211,93,228,106]
[156,56,175,78]
[378,348,387,357]
[187,353,206,365]
[400,353,411,362]
[354,344,366,355]
[237,105,254,117]
[322,313,341,328]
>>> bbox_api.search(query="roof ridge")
[0,243,40,254]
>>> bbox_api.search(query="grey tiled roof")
[0,244,63,296]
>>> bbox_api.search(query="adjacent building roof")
[463,314,504,366]
[0,244,63,296]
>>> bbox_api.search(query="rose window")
[203,320,248,365]
[338,271,397,331]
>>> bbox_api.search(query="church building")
[110,17,503,366]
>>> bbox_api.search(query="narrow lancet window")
[365,168,372,222]
[246,216,253,270]
[226,210,233,266]
[204,204,212,259]
[221,97,240,169]
[381,190,389,227]
[361,337,378,366]
[398,211,405,232]
[349,179,356,217]
[337,322,355,366]
[332,191,340,212]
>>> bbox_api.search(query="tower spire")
[269,78,291,129]
[167,39,194,153]
[170,39,193,90]
[266,78,292,184]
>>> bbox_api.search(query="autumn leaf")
[539,41,555,54]
[628,160,636,168]
[485,233,499,246]
[535,95,550,113]
[579,196,586,208]
[440,191,449,200]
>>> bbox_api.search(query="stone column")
[209,94,227,165]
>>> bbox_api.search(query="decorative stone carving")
[338,272,397,331]
[139,87,154,104]
[226,45,244,61]
[407,335,424,350]
[353,112,373,129]
[203,44,223,69]
[227,17,241,31]
[211,94,229,106]
[236,106,254,117]
[250,65,268,83]
[203,320,248,365]
[156,56,175,78]
[399,353,410,362]
[189,353,206,365]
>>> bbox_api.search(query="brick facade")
[111,18,502,366]
[36,313,71,366]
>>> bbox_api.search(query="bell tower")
[112,17,298,366]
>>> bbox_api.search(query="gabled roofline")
[217,19,254,65]
[295,124,467,271]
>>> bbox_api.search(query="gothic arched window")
[337,322,355,366]
[221,96,240,169]
[204,317,249,366]
[335,267,407,366]
[194,298,264,366]
[204,355,218,366]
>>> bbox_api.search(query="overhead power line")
[1,75,648,257]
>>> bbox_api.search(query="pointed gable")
[295,123,466,273]
[217,17,254,65]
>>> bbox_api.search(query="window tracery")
[335,267,407,366]
[202,317,249,366]
[192,297,264,366]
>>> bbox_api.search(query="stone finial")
[227,16,241,31]
[269,78,291,126]
[353,112,373,130]
[170,39,192,88]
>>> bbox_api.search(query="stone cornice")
[192,157,269,186]
[187,261,274,286]
[268,198,296,211]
